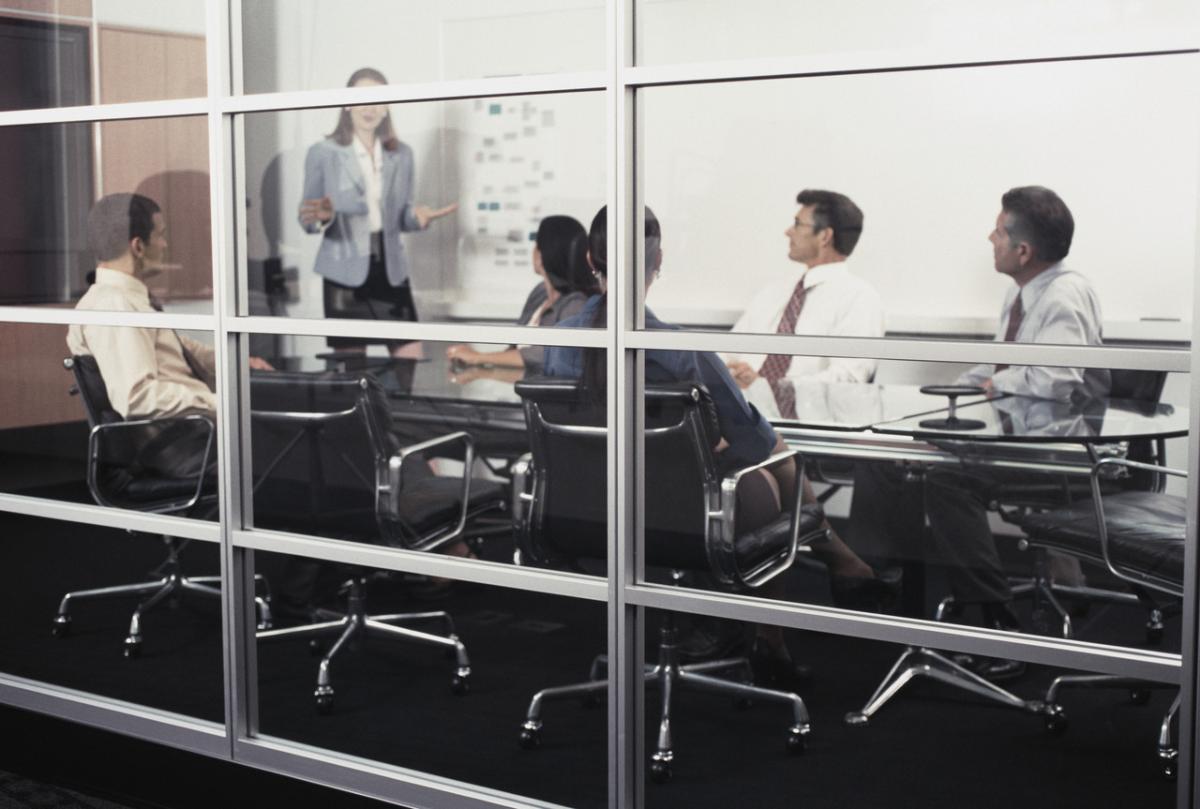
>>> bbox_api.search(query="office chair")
[983,369,1171,640]
[51,356,271,658]
[510,378,827,783]
[250,371,508,714]
[1011,456,1185,779]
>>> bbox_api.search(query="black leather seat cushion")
[734,503,825,574]
[1015,491,1186,586]
[396,477,506,529]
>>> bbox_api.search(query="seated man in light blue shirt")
[851,187,1109,676]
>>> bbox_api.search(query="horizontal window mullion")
[233,529,607,603]
[626,329,1191,372]
[235,736,562,809]
[0,674,228,758]
[627,584,1180,683]
[623,41,1197,89]
[220,72,607,115]
[0,308,216,331]
[227,316,607,348]
[0,98,209,128]
[0,494,220,543]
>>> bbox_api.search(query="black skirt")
[322,232,418,349]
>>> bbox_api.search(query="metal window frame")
[0,2,1194,808]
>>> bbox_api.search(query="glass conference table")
[770,380,1188,728]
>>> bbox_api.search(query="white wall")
[243,1,1199,340]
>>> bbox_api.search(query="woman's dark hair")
[580,205,661,395]
[329,67,400,151]
[535,215,595,295]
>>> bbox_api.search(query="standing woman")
[298,67,457,357]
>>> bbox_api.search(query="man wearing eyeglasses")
[724,189,884,421]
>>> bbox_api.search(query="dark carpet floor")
[0,505,1183,809]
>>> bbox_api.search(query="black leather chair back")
[1108,369,1167,405]
[68,355,123,427]
[516,378,717,572]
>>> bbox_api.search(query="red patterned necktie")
[758,278,809,419]
[993,293,1024,373]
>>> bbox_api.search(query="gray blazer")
[300,138,422,288]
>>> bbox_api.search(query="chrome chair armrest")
[88,414,215,513]
[1089,457,1186,592]
[510,452,534,565]
[386,430,475,552]
[714,449,815,589]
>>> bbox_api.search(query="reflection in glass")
[241,1,603,94]
[0,3,206,113]
[640,612,1176,806]
[642,58,1196,342]
[242,92,604,329]
[0,118,211,309]
[254,553,606,807]
[0,512,223,722]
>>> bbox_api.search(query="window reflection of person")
[445,214,596,384]
[298,67,457,361]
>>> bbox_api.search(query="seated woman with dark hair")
[544,206,891,688]
[446,214,596,375]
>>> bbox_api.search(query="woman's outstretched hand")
[415,202,459,229]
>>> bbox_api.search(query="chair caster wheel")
[315,687,334,715]
[124,638,142,659]
[843,711,869,727]
[450,674,470,696]
[649,760,672,784]
[1163,761,1177,780]
[1129,688,1151,706]
[1043,705,1067,736]
[52,616,71,638]
[786,729,808,755]
[518,726,541,750]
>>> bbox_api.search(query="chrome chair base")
[844,646,1047,727]
[256,576,470,714]
[518,614,811,784]
[52,535,271,658]
[1041,674,1179,780]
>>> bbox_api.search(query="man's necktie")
[758,279,809,419]
[993,293,1024,373]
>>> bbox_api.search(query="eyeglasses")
[792,218,820,230]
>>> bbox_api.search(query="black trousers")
[848,461,1012,605]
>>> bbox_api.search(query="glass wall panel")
[240,0,603,94]
[635,0,1195,67]
[639,609,1178,804]
[0,116,212,309]
[240,92,604,329]
[639,56,1196,345]
[252,552,606,808]
[0,322,220,515]
[638,352,1189,657]
[0,511,223,722]
[0,2,206,112]
[247,337,606,578]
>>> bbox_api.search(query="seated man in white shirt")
[725,189,884,420]
[67,193,272,476]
